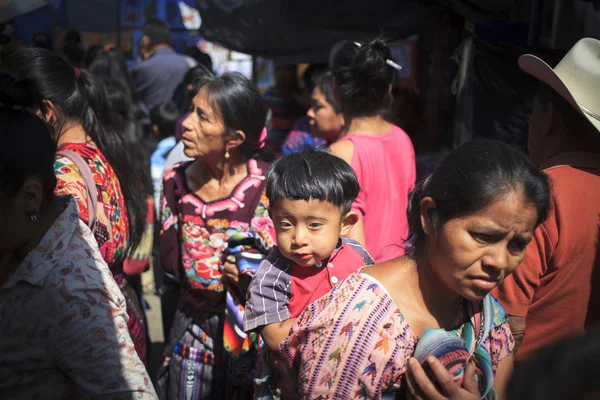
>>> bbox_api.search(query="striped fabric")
[243,237,374,332]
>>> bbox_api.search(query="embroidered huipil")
[280,272,514,399]
[158,159,276,398]
[54,142,147,361]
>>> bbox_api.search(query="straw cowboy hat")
[519,37,600,132]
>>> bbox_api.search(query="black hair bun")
[329,38,395,118]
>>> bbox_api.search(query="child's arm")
[260,318,298,350]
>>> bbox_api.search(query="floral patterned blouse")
[54,143,129,268]
[280,272,514,399]
[160,159,275,311]
[0,197,156,399]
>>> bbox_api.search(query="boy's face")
[270,198,357,267]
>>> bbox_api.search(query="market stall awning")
[0,0,50,24]
[194,0,443,63]
[193,0,519,62]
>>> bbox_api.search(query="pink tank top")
[345,125,416,262]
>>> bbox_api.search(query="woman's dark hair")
[302,63,328,92]
[173,64,214,113]
[0,47,147,254]
[100,78,146,151]
[184,47,214,73]
[266,148,360,215]
[329,39,395,121]
[83,45,103,68]
[150,101,179,139]
[314,72,341,113]
[202,72,269,161]
[89,49,138,103]
[0,75,57,203]
[406,139,551,255]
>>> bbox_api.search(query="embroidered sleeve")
[487,321,515,373]
[250,189,276,247]
[48,226,156,398]
[159,166,181,277]
[486,297,515,372]
[243,253,293,332]
[54,156,90,225]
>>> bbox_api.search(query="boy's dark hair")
[150,101,179,139]
[266,148,360,215]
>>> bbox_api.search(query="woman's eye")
[509,240,528,253]
[471,232,494,243]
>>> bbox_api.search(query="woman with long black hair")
[1,47,149,361]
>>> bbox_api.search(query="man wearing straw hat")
[493,38,600,360]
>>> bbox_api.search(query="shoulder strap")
[56,149,99,230]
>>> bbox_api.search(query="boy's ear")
[340,211,359,236]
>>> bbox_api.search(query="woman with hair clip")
[157,72,276,399]
[328,39,416,263]
[275,139,551,399]
[0,47,150,362]
[0,77,156,399]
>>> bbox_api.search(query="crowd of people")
[0,15,599,400]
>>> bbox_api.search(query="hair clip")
[353,41,402,71]
[386,59,402,71]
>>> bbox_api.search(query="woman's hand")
[222,261,251,293]
[406,357,480,400]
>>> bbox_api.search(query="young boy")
[243,149,374,397]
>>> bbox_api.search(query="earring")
[30,213,40,223]
[224,150,230,159]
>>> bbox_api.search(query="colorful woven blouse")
[160,159,276,311]
[54,143,129,267]
[280,272,514,399]
[281,116,327,155]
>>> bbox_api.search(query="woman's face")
[307,86,344,142]
[181,87,227,161]
[0,182,42,257]
[423,192,539,301]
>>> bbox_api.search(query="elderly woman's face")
[424,191,538,301]
[181,88,227,161]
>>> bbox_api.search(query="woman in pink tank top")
[328,39,416,262]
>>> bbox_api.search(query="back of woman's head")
[406,139,551,255]
[0,47,147,253]
[0,75,56,203]
[88,49,136,103]
[315,72,341,113]
[329,39,395,120]
[0,47,113,139]
[202,72,268,160]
